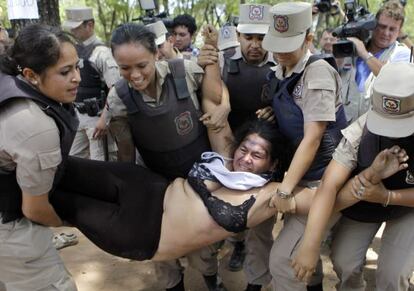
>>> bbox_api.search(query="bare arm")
[201,85,233,160]
[292,145,410,282]
[291,160,351,282]
[22,191,63,227]
[199,25,222,106]
[335,145,410,210]
[348,37,384,77]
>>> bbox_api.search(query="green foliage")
[0,0,413,42]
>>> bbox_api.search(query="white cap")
[146,21,168,46]
[262,2,312,53]
[366,62,414,138]
[237,4,271,35]
[218,26,240,51]
[63,7,93,29]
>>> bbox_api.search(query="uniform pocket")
[37,149,62,170]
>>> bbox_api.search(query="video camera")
[314,0,340,15]
[134,0,173,27]
[332,0,376,58]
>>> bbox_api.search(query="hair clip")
[17,65,22,72]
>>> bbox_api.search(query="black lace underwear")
[187,175,255,233]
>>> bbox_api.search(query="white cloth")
[196,152,269,190]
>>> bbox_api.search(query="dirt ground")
[1,220,409,291]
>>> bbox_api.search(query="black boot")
[228,241,246,272]
[166,275,185,291]
[245,283,262,291]
[307,283,323,291]
[203,273,227,291]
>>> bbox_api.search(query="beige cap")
[218,26,240,51]
[367,62,414,138]
[262,2,312,53]
[63,7,93,29]
[146,21,168,46]
[237,4,271,35]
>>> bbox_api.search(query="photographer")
[344,0,410,121]
[312,0,345,50]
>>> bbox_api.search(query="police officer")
[224,4,276,131]
[103,20,188,163]
[147,21,184,61]
[0,24,79,291]
[217,25,240,59]
[144,20,229,291]
[63,7,119,161]
[293,62,414,291]
[263,2,346,290]
[102,23,228,291]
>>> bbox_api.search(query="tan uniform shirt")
[272,50,342,123]
[332,113,367,171]
[0,99,61,195]
[77,35,121,128]
[105,59,204,122]
[84,34,120,88]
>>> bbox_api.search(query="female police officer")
[0,24,80,290]
[263,2,347,290]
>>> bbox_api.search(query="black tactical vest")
[0,72,79,223]
[270,55,345,180]
[115,59,210,180]
[76,41,107,102]
[342,128,413,222]
[223,57,273,130]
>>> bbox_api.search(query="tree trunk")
[38,0,60,26]
[162,0,169,12]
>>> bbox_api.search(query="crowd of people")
[0,1,413,291]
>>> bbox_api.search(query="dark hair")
[173,14,197,35]
[0,24,75,76]
[111,23,157,55]
[82,19,95,26]
[232,119,292,181]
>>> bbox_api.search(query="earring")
[32,80,38,85]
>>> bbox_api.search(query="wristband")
[383,190,392,207]
[276,188,294,199]
[365,52,375,62]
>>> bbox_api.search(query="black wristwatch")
[276,188,294,199]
